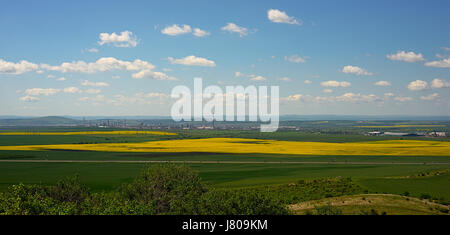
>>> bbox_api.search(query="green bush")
[0,164,289,215]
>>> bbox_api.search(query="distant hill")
[0,116,80,126]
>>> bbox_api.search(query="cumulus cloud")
[19,95,39,102]
[304,80,312,84]
[161,24,209,37]
[285,54,307,63]
[407,80,428,91]
[321,80,351,87]
[168,55,216,67]
[394,96,413,102]
[342,65,373,76]
[85,89,101,94]
[250,75,267,81]
[221,23,248,37]
[132,70,177,80]
[0,59,39,75]
[62,87,81,94]
[374,81,391,86]
[25,88,60,96]
[281,94,305,102]
[193,28,210,37]
[335,93,381,103]
[86,48,99,53]
[136,92,169,99]
[425,58,450,68]
[98,31,138,47]
[277,77,291,82]
[430,78,450,88]
[420,93,439,101]
[39,57,170,80]
[267,9,301,25]
[81,80,109,87]
[161,24,192,36]
[384,93,395,98]
[282,93,381,103]
[234,72,267,81]
[323,89,333,93]
[386,51,424,62]
[41,57,154,73]
[57,77,66,81]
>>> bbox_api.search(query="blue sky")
[1,0,449,116]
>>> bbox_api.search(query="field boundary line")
[0,160,449,165]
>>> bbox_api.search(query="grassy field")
[0,127,448,214]
[290,194,450,215]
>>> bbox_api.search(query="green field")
[0,126,449,214]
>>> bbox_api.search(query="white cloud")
[374,81,391,86]
[394,96,413,102]
[85,89,101,94]
[282,94,305,101]
[98,31,138,47]
[304,80,312,84]
[250,75,266,81]
[420,93,439,101]
[335,93,381,103]
[430,78,450,88]
[285,54,307,63]
[234,72,267,81]
[267,9,301,25]
[221,23,248,37]
[441,47,450,51]
[63,87,82,93]
[277,77,291,82]
[425,58,450,68]
[321,80,351,87]
[19,95,39,102]
[57,77,66,81]
[81,80,109,87]
[40,57,169,80]
[282,93,381,103]
[84,48,99,53]
[384,93,395,98]
[386,51,424,62]
[168,55,216,67]
[407,80,428,91]
[112,75,120,79]
[41,57,154,73]
[161,24,192,36]
[342,65,373,76]
[0,59,39,75]
[193,28,210,37]
[136,92,169,99]
[323,89,333,93]
[25,88,60,96]
[132,70,177,80]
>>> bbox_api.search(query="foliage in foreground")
[0,164,289,215]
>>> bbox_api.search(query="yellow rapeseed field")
[0,130,177,136]
[0,138,448,156]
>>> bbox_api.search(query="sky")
[1,0,449,116]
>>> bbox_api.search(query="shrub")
[313,203,342,215]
